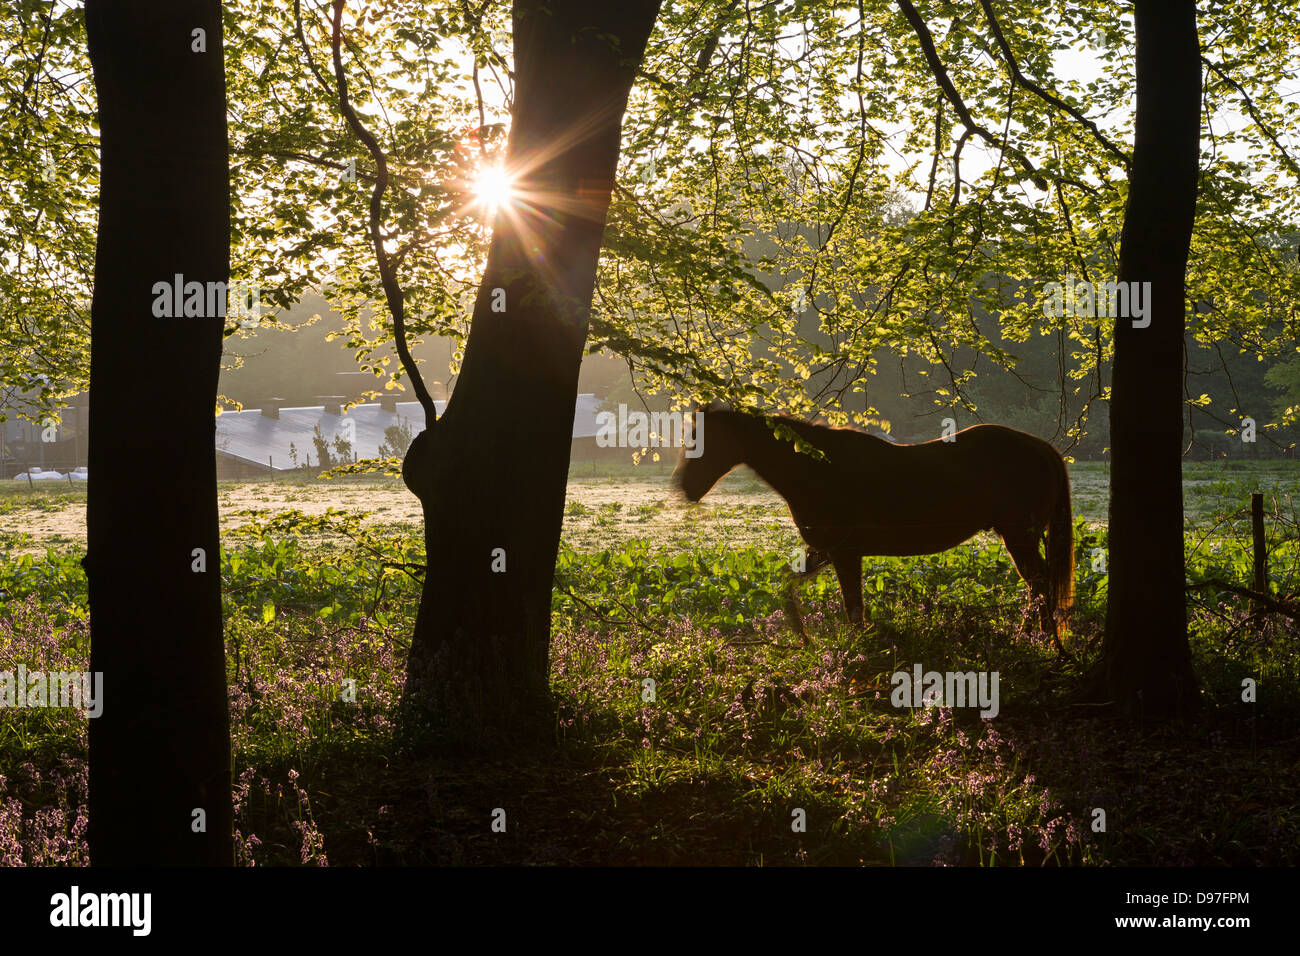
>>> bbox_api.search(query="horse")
[673,404,1074,650]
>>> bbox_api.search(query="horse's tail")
[1046,449,1074,629]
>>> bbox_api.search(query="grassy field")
[2,459,1298,865]
[3,459,1298,553]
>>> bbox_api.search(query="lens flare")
[473,165,514,212]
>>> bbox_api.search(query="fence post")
[1251,492,1267,610]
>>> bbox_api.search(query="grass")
[3,460,1297,551]
[1,461,1298,865]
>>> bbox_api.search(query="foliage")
[5,1,1300,450]
[0,1,98,422]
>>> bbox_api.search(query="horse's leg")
[784,546,831,644]
[831,552,864,625]
[999,528,1063,653]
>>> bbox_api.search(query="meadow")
[1,460,1298,865]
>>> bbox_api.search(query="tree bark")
[85,0,233,863]
[1086,1,1201,719]
[401,0,661,734]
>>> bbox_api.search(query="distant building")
[0,391,88,479]
[2,391,625,480]
[215,394,608,478]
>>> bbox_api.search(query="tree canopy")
[6,0,1298,454]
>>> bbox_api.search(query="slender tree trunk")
[1086,1,1201,719]
[85,0,233,863]
[401,0,661,733]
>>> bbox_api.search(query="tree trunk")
[1086,1,1201,719]
[85,0,233,863]
[401,0,661,734]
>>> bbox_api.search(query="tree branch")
[895,0,1046,189]
[979,0,1129,169]
[328,0,437,423]
[1201,55,1300,178]
[1187,579,1300,621]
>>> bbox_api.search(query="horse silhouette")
[674,404,1074,650]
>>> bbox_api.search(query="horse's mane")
[717,405,897,456]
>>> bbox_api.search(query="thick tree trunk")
[85,0,233,863]
[1086,1,1201,719]
[401,0,661,733]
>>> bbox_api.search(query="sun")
[472,165,515,213]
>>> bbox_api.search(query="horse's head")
[673,401,742,502]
